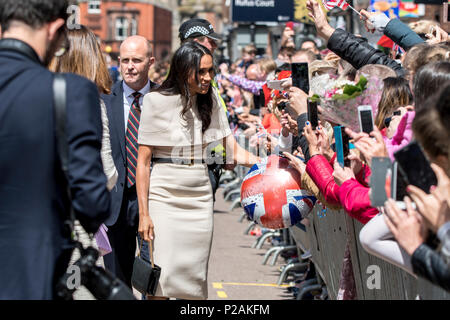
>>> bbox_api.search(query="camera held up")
[55,242,136,300]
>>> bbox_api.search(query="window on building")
[115,17,129,41]
[131,18,137,36]
[88,0,101,14]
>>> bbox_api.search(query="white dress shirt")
[122,81,151,133]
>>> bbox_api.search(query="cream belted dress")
[138,92,231,300]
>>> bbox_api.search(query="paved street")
[207,188,292,300]
[74,187,293,300]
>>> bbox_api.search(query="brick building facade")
[77,0,173,60]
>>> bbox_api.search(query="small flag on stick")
[322,0,349,11]
[322,0,361,16]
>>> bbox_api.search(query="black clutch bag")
[131,239,161,296]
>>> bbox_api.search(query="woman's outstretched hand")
[332,160,355,186]
[384,197,427,256]
[283,151,306,175]
[306,0,335,41]
[346,127,388,167]
[407,163,450,233]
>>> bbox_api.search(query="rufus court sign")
[231,0,294,22]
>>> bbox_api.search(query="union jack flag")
[322,0,349,11]
[392,43,405,56]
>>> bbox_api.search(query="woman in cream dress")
[136,42,260,300]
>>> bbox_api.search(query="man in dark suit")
[0,0,111,299]
[102,36,156,288]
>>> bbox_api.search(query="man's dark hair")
[0,0,69,32]
[276,63,291,73]
[300,39,318,49]
[413,61,450,112]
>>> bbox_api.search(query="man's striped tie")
[126,91,142,187]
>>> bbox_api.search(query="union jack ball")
[241,155,316,229]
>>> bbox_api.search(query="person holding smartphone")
[382,96,450,290]
[357,104,450,279]
[374,77,413,136]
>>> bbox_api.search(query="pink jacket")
[384,111,415,162]
[338,179,378,224]
[306,154,377,224]
[306,154,341,206]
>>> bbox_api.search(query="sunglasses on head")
[384,110,402,127]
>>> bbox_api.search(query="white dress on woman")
[138,92,231,299]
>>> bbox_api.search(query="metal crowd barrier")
[228,132,448,299]
[289,206,450,300]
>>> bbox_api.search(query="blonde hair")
[49,25,112,94]
[404,43,450,76]
[403,43,429,74]
[242,44,257,55]
[257,58,277,75]
[309,60,337,78]
[357,64,397,80]
[408,20,440,36]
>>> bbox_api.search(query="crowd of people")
[212,0,450,294]
[0,0,449,300]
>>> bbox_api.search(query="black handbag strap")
[138,238,155,268]
[53,74,76,234]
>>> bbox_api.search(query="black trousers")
[103,187,138,289]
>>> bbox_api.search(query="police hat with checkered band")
[178,18,222,42]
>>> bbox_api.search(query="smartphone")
[334,126,350,168]
[307,98,319,129]
[394,141,437,194]
[277,101,288,111]
[267,79,285,91]
[358,105,374,134]
[389,160,417,210]
[253,88,264,109]
[277,151,289,159]
[391,161,408,201]
[291,63,309,94]
[342,128,350,167]
[370,157,391,207]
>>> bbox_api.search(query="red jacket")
[306,154,378,224]
[306,154,341,206]
[338,179,378,224]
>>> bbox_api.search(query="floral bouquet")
[310,73,384,132]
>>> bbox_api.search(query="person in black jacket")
[384,86,450,292]
[384,197,450,292]
[0,0,111,299]
[306,0,405,77]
